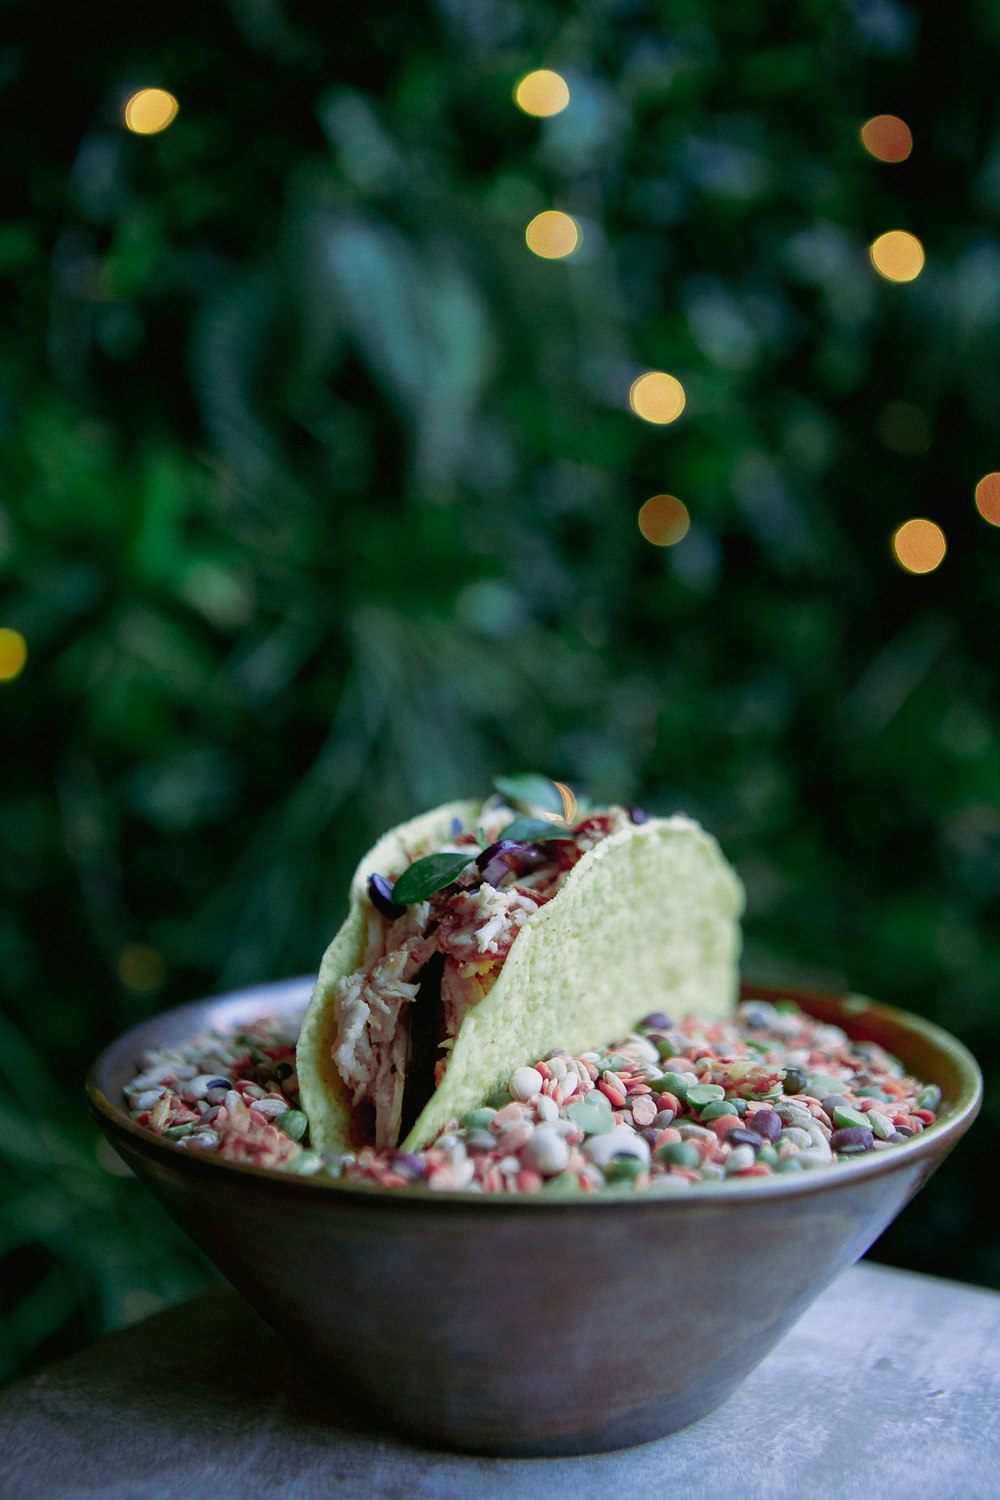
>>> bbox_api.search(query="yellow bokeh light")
[974,472,1000,527]
[525,210,580,260]
[0,627,28,682]
[638,494,690,547]
[124,88,179,136]
[860,115,913,163]
[514,69,570,117]
[117,943,166,993]
[892,518,946,574]
[629,371,686,425]
[870,230,925,282]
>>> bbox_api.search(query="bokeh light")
[629,371,686,425]
[860,115,913,163]
[124,88,179,136]
[892,518,946,574]
[0,627,28,682]
[525,210,580,259]
[117,942,166,992]
[974,472,1000,527]
[514,69,570,117]
[638,494,690,547]
[870,230,925,282]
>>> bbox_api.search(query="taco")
[297,786,744,1156]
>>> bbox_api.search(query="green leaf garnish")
[500,814,571,842]
[493,774,566,817]
[391,850,476,905]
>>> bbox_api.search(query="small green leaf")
[500,814,570,842]
[391,850,476,904]
[493,774,566,816]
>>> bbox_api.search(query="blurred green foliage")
[3,0,1000,1382]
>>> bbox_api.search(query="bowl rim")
[86,976,983,1213]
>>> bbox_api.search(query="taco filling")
[331,803,635,1149]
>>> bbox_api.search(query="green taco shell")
[297,805,744,1157]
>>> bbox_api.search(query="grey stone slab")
[0,1260,997,1500]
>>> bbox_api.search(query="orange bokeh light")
[860,115,913,163]
[0,627,28,682]
[629,371,686,425]
[525,210,580,259]
[124,88,179,136]
[870,230,925,282]
[514,70,570,117]
[974,472,1000,527]
[638,494,690,547]
[892,518,946,574]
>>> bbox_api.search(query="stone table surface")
[1,1259,998,1500]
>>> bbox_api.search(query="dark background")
[2,0,999,1384]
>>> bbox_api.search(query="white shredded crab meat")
[438,884,542,967]
[332,908,435,1149]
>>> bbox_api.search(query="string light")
[892,518,946,574]
[629,371,686,425]
[870,230,924,282]
[124,88,179,136]
[514,69,570,117]
[974,472,1000,527]
[638,494,690,547]
[525,210,580,259]
[0,627,27,682]
[860,115,913,163]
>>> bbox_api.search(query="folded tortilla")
[297,798,744,1156]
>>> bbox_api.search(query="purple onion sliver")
[476,839,548,887]
[368,872,406,919]
[628,805,648,824]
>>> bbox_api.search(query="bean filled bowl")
[86,975,980,1457]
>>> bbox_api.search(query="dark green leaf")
[391,850,476,904]
[499,815,571,843]
[493,774,566,817]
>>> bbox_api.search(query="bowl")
[86,978,981,1456]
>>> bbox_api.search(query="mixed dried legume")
[121,999,942,1193]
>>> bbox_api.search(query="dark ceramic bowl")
[87,978,980,1457]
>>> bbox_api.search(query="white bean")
[524,1124,571,1176]
[510,1066,544,1102]
[584,1126,650,1170]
